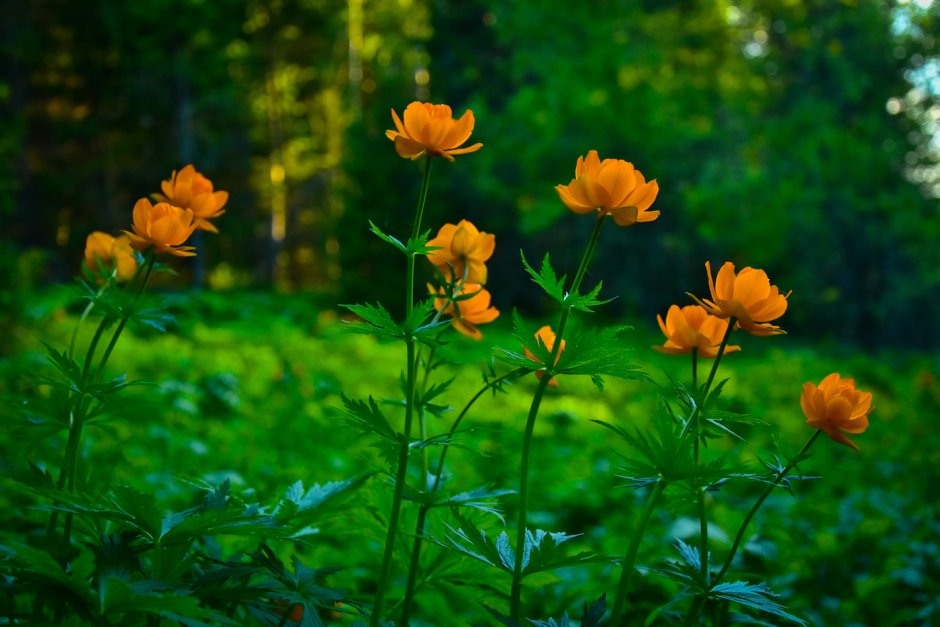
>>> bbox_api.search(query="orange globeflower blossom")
[426,219,495,285]
[124,198,197,257]
[386,102,483,162]
[555,150,660,226]
[84,231,138,282]
[801,373,873,451]
[654,305,741,358]
[432,283,499,340]
[523,325,566,388]
[153,164,228,233]
[695,261,790,336]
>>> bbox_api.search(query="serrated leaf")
[709,581,808,625]
[341,394,397,443]
[431,485,515,523]
[341,302,402,340]
[556,325,650,383]
[369,220,408,253]
[521,251,566,304]
[564,279,614,313]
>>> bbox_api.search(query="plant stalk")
[372,155,432,627]
[509,215,605,620]
[713,429,823,584]
[608,480,667,625]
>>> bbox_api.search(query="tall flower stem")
[509,215,606,621]
[608,480,667,625]
[59,253,156,564]
[372,155,433,627]
[94,255,155,380]
[713,429,822,584]
[399,363,524,624]
[682,431,822,627]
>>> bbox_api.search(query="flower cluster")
[83,164,226,271]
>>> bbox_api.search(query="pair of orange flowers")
[655,261,790,357]
[84,165,227,280]
[387,103,661,229]
[425,220,499,340]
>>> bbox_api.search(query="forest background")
[2,0,939,350]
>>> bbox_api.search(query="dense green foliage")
[2,289,937,624]
[2,0,938,346]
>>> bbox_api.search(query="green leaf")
[521,251,566,304]
[709,581,808,625]
[41,341,83,388]
[431,485,516,522]
[341,302,402,340]
[563,279,613,313]
[99,577,238,625]
[341,394,397,444]
[369,220,408,254]
[556,325,650,383]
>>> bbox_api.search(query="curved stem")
[431,368,523,495]
[713,430,822,584]
[608,480,666,626]
[372,154,433,627]
[509,215,606,620]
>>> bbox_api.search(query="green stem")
[509,215,606,621]
[61,254,156,568]
[509,373,551,620]
[713,430,822,584]
[94,255,155,381]
[677,319,735,446]
[400,368,523,624]
[608,480,667,626]
[372,154,433,627]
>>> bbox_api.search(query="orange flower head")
[801,373,873,451]
[426,219,495,285]
[124,198,197,257]
[272,600,303,623]
[555,150,660,226]
[432,283,499,340]
[654,305,741,358]
[386,102,483,162]
[696,261,790,336]
[84,231,138,282]
[153,164,228,233]
[524,325,566,388]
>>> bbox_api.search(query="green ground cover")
[2,288,937,625]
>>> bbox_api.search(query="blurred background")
[1,0,939,347]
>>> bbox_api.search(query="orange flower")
[426,219,495,285]
[696,261,790,336]
[654,305,740,358]
[153,164,228,233]
[523,325,566,388]
[83,231,138,282]
[432,283,499,340]
[555,150,660,226]
[272,600,303,623]
[801,373,873,451]
[386,102,483,161]
[124,198,197,257]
